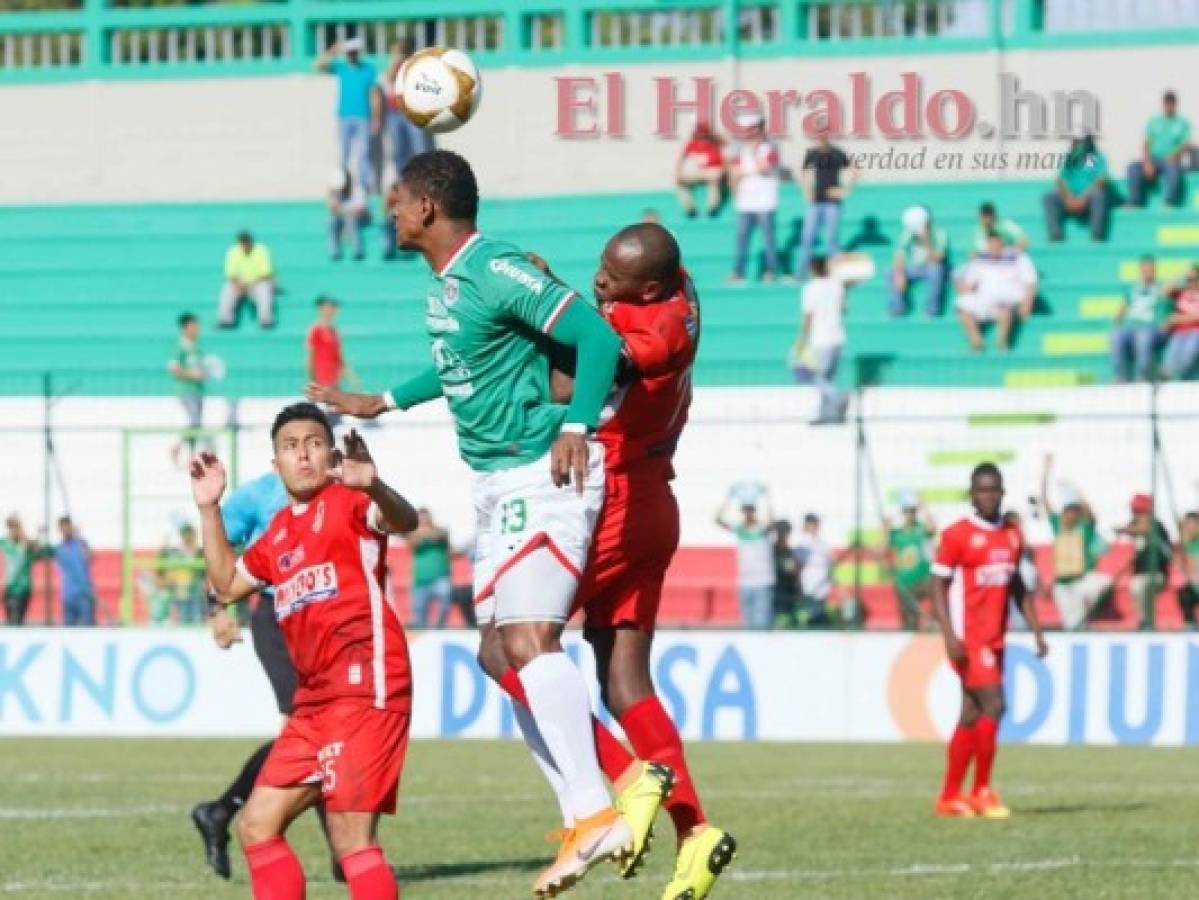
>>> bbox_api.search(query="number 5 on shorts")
[500,498,528,534]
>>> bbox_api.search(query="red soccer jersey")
[238,481,410,713]
[308,323,344,387]
[931,515,1022,649]
[597,269,700,476]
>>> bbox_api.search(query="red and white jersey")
[931,514,1022,649]
[238,481,410,713]
[598,268,700,478]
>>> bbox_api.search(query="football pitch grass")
[1,739,1194,899]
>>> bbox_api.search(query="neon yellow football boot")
[661,825,737,900]
[614,761,676,878]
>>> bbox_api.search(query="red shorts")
[951,644,1005,690]
[258,699,410,814]
[573,470,680,633]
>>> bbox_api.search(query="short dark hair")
[178,312,197,329]
[1185,510,1199,522]
[979,202,996,216]
[803,513,820,526]
[400,150,479,221]
[58,515,72,527]
[810,255,829,276]
[1164,90,1177,104]
[270,402,333,446]
[315,294,338,308]
[971,462,1003,485]
[1140,254,1155,265]
[236,230,253,243]
[985,228,1002,241]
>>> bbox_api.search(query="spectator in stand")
[1126,90,1192,209]
[307,295,351,392]
[675,121,725,218]
[161,523,205,625]
[51,516,95,627]
[794,255,848,424]
[794,513,834,627]
[972,202,1028,255]
[1176,511,1199,629]
[315,37,381,195]
[728,112,782,284]
[1041,453,1111,630]
[1117,494,1173,630]
[716,488,776,629]
[953,231,1038,352]
[327,168,369,262]
[794,130,854,278]
[1,514,35,626]
[884,497,936,631]
[168,313,206,465]
[1161,264,1199,381]
[217,231,275,329]
[1044,132,1111,242]
[888,205,948,317]
[406,508,453,629]
[381,38,432,187]
[1111,255,1171,382]
[768,519,800,629]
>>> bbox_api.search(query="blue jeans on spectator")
[795,202,842,277]
[63,592,95,627]
[738,584,774,629]
[329,212,364,260]
[1126,157,1185,207]
[888,262,946,316]
[1044,189,1110,241]
[733,211,780,279]
[385,109,432,179]
[338,115,374,193]
[1162,331,1199,379]
[811,344,845,422]
[1110,323,1162,382]
[410,576,452,628]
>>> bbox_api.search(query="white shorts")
[472,443,605,626]
[956,289,1022,322]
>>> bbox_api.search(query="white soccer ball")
[396,47,482,134]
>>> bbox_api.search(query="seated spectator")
[884,497,936,631]
[972,202,1028,255]
[675,122,724,218]
[1041,453,1111,630]
[715,488,776,629]
[1126,90,1191,208]
[1111,255,1170,382]
[794,255,847,424]
[1117,494,1173,630]
[794,130,854,278]
[1177,511,1199,629]
[954,231,1038,352]
[327,168,369,261]
[888,205,948,317]
[1161,265,1199,381]
[1043,132,1111,242]
[728,112,782,284]
[218,230,275,329]
[794,513,834,627]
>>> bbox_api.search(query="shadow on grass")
[1021,801,1150,817]
[391,856,547,883]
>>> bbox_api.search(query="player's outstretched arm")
[305,383,390,419]
[337,430,419,534]
[190,453,259,603]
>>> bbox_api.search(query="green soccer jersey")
[1146,114,1191,160]
[424,233,579,473]
[0,537,34,597]
[889,525,932,585]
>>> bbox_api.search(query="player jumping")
[191,405,418,900]
[930,462,1049,819]
[310,150,645,898]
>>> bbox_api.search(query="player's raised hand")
[551,431,588,495]
[335,429,378,491]
[305,383,388,419]
[189,452,227,508]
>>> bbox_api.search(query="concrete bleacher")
[0,175,1196,396]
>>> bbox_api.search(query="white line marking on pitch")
[0,804,185,820]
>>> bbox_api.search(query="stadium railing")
[2,0,1198,82]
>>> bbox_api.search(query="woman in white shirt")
[728,113,782,284]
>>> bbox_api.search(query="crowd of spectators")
[1,513,96,626]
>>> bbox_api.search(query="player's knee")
[235,802,277,847]
[324,813,371,859]
[500,622,562,670]
[476,626,507,683]
[985,698,1007,721]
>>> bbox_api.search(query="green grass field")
[0,739,1194,899]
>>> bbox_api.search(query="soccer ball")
[395,47,482,134]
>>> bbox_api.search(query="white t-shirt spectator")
[734,141,781,213]
[801,276,847,349]
[734,523,776,589]
[794,533,833,600]
[956,250,1037,320]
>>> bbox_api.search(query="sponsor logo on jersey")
[275,562,339,619]
[975,562,1015,586]
[444,277,460,306]
[273,528,289,545]
[277,546,305,574]
[489,258,544,295]
[426,291,460,333]
[313,501,325,535]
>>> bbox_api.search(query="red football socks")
[340,845,398,900]
[244,836,306,900]
[620,696,706,837]
[941,722,977,799]
[972,715,999,792]
[498,666,637,784]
